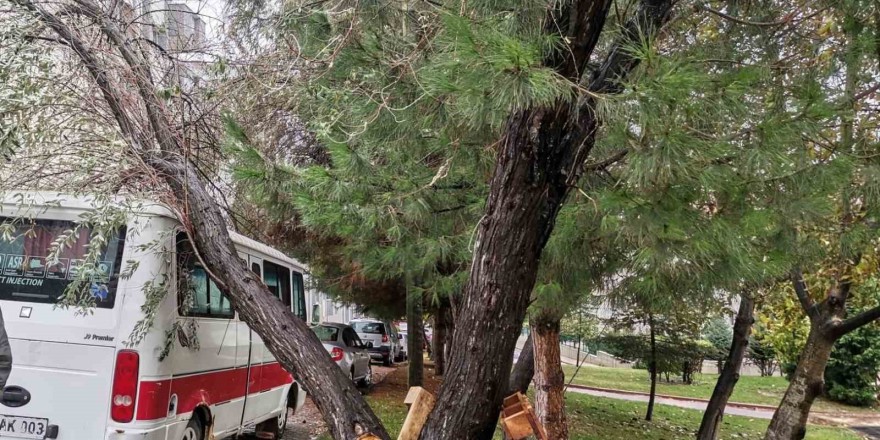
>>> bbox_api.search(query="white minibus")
[0,192,307,439]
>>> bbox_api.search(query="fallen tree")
[7,0,675,438]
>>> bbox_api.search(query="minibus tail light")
[111,350,139,423]
[330,347,344,362]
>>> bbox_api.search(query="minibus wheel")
[181,416,205,440]
[255,411,287,438]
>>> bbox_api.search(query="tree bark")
[764,325,835,440]
[698,295,755,440]
[433,304,450,376]
[419,2,674,437]
[646,314,657,422]
[531,319,568,440]
[408,287,424,387]
[10,2,391,438]
[508,333,535,394]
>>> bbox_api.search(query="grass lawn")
[564,364,878,414]
[564,392,860,440]
[356,366,862,440]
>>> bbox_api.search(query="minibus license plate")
[0,415,48,439]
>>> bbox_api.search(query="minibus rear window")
[0,218,125,308]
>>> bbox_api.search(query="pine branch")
[584,148,629,171]
[10,0,150,153]
[588,0,675,94]
[694,4,794,27]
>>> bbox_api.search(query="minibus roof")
[1,190,308,272]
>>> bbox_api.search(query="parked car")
[311,323,373,388]
[351,318,401,366]
[397,329,409,362]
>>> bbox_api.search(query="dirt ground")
[241,364,400,440]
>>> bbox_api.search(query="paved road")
[853,426,880,439]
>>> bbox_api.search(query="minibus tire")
[181,416,205,440]
[256,411,287,438]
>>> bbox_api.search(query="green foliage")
[757,286,811,376]
[227,0,615,315]
[749,323,780,377]
[601,333,712,384]
[560,304,599,344]
[702,317,733,361]
[825,324,880,407]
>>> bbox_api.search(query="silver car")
[311,323,373,388]
[351,318,401,366]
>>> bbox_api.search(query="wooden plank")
[503,394,520,407]
[499,392,549,440]
[502,402,525,417]
[501,410,535,439]
[397,387,436,440]
[525,404,549,440]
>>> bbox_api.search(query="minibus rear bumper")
[103,425,167,440]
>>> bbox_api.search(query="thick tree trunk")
[764,326,835,440]
[698,296,755,440]
[646,314,657,421]
[433,304,450,376]
[408,289,424,387]
[532,319,568,440]
[419,1,673,438]
[508,333,535,394]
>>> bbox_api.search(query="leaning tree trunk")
[764,325,835,440]
[503,333,536,440]
[508,333,535,394]
[158,158,392,439]
[10,2,392,437]
[407,288,424,387]
[646,314,657,422]
[531,318,568,439]
[698,295,755,440]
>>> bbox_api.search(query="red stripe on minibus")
[136,363,293,421]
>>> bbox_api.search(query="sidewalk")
[564,383,880,429]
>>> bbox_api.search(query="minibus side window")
[292,273,306,321]
[180,267,234,319]
[263,260,292,309]
[177,234,234,319]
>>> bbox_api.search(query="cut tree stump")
[398,386,437,440]
[500,392,548,440]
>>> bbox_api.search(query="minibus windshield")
[0,218,125,308]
